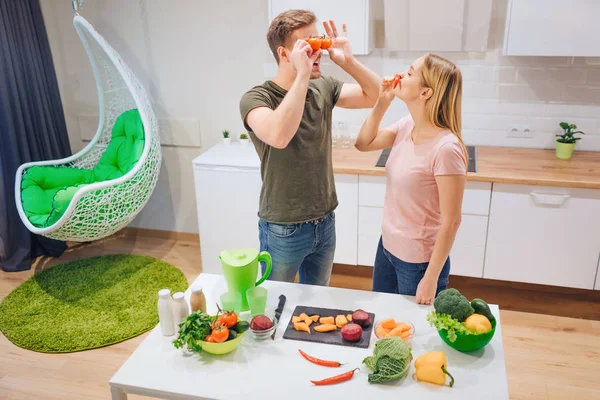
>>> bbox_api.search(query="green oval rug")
[0,254,188,353]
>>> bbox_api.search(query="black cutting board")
[282,305,375,349]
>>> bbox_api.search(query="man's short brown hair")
[267,9,316,64]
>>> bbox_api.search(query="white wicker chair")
[14,14,161,242]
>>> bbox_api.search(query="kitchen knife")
[271,294,286,340]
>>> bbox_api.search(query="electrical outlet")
[508,124,533,138]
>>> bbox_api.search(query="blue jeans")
[372,237,450,296]
[258,212,336,286]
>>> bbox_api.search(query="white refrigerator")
[192,142,262,274]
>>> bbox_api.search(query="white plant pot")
[240,139,251,147]
[222,138,231,146]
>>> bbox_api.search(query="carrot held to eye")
[310,368,359,385]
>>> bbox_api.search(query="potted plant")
[240,133,250,146]
[222,130,231,146]
[556,122,584,160]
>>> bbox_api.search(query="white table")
[109,273,509,399]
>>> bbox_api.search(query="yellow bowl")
[199,332,245,355]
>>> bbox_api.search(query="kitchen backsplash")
[315,0,600,151]
[324,48,600,151]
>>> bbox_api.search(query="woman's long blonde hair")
[420,53,468,171]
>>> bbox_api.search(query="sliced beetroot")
[351,309,371,327]
[341,323,363,342]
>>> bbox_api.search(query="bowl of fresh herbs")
[173,309,250,355]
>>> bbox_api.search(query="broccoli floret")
[433,288,474,322]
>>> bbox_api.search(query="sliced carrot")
[381,319,396,330]
[376,325,387,338]
[294,322,311,334]
[388,327,403,337]
[395,322,411,332]
[310,315,320,322]
[336,315,348,329]
[314,324,337,333]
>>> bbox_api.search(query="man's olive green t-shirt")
[239,77,344,224]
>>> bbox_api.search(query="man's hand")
[323,20,352,67]
[290,39,321,78]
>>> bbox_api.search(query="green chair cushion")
[21,109,145,228]
[21,167,94,227]
[93,109,145,181]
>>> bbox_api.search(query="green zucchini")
[470,298,495,322]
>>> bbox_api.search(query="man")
[239,9,381,285]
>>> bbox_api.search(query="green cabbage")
[362,337,412,383]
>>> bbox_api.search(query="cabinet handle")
[529,192,570,207]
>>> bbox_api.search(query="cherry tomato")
[307,36,322,51]
[217,311,238,328]
[205,335,215,343]
[211,325,229,343]
[320,36,333,50]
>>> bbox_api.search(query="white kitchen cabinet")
[334,174,358,265]
[503,0,600,56]
[595,256,600,290]
[358,206,383,267]
[193,165,262,275]
[268,0,375,55]
[358,175,386,207]
[384,0,493,52]
[357,175,385,267]
[450,182,491,278]
[449,215,488,278]
[484,184,600,289]
[193,143,262,275]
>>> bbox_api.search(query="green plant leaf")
[559,122,570,130]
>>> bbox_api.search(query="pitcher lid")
[220,248,259,267]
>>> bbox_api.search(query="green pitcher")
[219,248,272,311]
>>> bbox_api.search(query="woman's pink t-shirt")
[382,116,467,263]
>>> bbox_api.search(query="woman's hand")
[378,76,396,105]
[415,275,437,305]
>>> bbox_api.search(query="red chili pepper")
[298,349,341,367]
[310,368,359,386]
[393,74,401,89]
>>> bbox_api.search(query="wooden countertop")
[332,145,600,189]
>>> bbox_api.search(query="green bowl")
[199,332,245,355]
[438,318,496,352]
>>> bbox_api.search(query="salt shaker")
[172,292,190,327]
[157,289,175,336]
[190,285,207,314]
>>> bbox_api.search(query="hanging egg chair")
[14,7,161,242]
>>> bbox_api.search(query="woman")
[355,53,467,305]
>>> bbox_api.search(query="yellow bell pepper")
[414,351,455,387]
[465,313,492,333]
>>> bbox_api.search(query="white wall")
[41,0,600,233]
[41,0,269,233]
